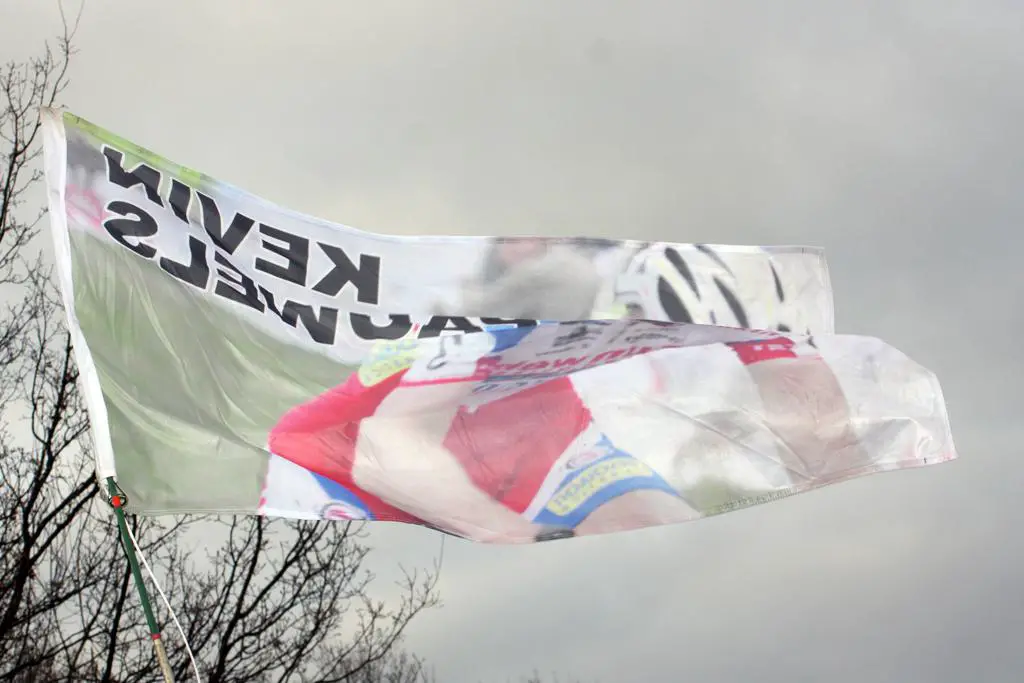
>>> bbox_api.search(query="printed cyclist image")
[260,328,698,543]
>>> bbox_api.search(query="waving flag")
[40,109,954,541]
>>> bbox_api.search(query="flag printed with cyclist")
[42,109,956,544]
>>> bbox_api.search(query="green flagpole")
[105,477,175,683]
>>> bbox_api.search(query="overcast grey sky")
[4,1,1023,681]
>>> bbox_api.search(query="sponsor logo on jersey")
[320,500,370,521]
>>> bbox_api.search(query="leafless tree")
[1,7,439,682]
[160,517,440,683]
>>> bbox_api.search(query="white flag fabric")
[39,108,955,542]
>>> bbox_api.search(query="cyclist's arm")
[350,381,545,542]
[642,340,862,482]
[742,354,862,481]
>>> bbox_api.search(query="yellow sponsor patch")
[544,456,655,516]
[357,339,420,386]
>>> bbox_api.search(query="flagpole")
[105,477,175,683]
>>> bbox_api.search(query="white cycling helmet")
[614,243,790,330]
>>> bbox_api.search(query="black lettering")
[168,179,191,223]
[280,301,338,345]
[103,201,158,258]
[426,333,465,370]
[255,224,308,285]
[419,316,483,338]
[196,192,255,254]
[214,252,264,313]
[258,286,283,318]
[312,243,381,304]
[159,236,209,289]
[349,313,412,340]
[102,148,162,206]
